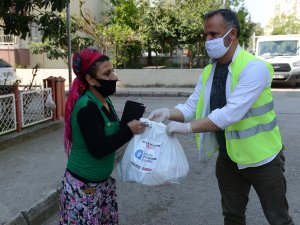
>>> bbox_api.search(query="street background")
[0,88,299,225]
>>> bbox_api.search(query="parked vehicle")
[255,35,300,87]
[0,59,17,85]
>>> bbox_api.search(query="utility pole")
[223,0,226,8]
[66,2,72,87]
[252,32,256,53]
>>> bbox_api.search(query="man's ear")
[231,28,238,40]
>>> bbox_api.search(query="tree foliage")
[108,0,139,30]
[144,3,180,58]
[253,23,264,36]
[268,14,300,35]
[100,0,140,67]
[30,14,94,63]
[0,0,256,68]
[136,0,219,66]
[0,0,69,40]
[0,0,94,63]
[228,0,255,49]
[96,23,137,67]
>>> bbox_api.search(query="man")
[148,9,294,225]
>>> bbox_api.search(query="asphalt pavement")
[0,87,300,225]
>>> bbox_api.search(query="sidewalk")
[0,87,194,225]
[0,120,65,225]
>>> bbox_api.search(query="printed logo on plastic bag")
[131,138,162,173]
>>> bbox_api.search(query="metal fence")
[0,77,66,136]
[20,88,53,127]
[0,34,20,45]
[0,94,16,135]
[0,85,14,95]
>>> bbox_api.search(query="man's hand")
[148,108,170,122]
[166,121,192,136]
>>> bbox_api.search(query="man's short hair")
[204,8,240,38]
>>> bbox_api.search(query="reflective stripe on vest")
[227,116,277,139]
[195,49,282,164]
[242,101,274,120]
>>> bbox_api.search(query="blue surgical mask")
[205,28,232,59]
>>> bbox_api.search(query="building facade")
[274,0,300,19]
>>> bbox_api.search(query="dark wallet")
[120,100,146,125]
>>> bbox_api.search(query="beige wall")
[30,54,67,69]
[116,69,201,87]
[16,69,203,90]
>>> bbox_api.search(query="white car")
[0,58,18,85]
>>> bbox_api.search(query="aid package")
[118,118,189,186]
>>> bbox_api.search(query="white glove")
[148,108,170,122]
[166,121,192,136]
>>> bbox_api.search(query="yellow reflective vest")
[195,49,282,164]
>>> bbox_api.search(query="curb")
[0,120,63,225]
[66,89,194,97]
[23,189,59,225]
[115,90,192,97]
[4,189,59,225]
[3,213,27,225]
[0,120,63,152]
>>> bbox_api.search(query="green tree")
[247,23,263,53]
[268,14,300,35]
[253,23,264,36]
[236,7,255,49]
[96,23,137,67]
[0,0,69,40]
[149,4,180,67]
[1,0,92,64]
[138,1,202,67]
[137,0,161,66]
[108,0,139,30]
[30,14,94,63]
[109,0,256,67]
[229,0,255,49]
[98,0,140,68]
[176,0,219,67]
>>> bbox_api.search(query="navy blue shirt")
[210,62,231,159]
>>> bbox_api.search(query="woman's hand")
[127,120,147,134]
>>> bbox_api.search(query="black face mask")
[94,79,117,98]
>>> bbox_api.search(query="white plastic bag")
[118,118,189,186]
[45,94,56,110]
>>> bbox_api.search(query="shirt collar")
[231,44,242,63]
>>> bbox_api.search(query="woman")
[60,48,146,224]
